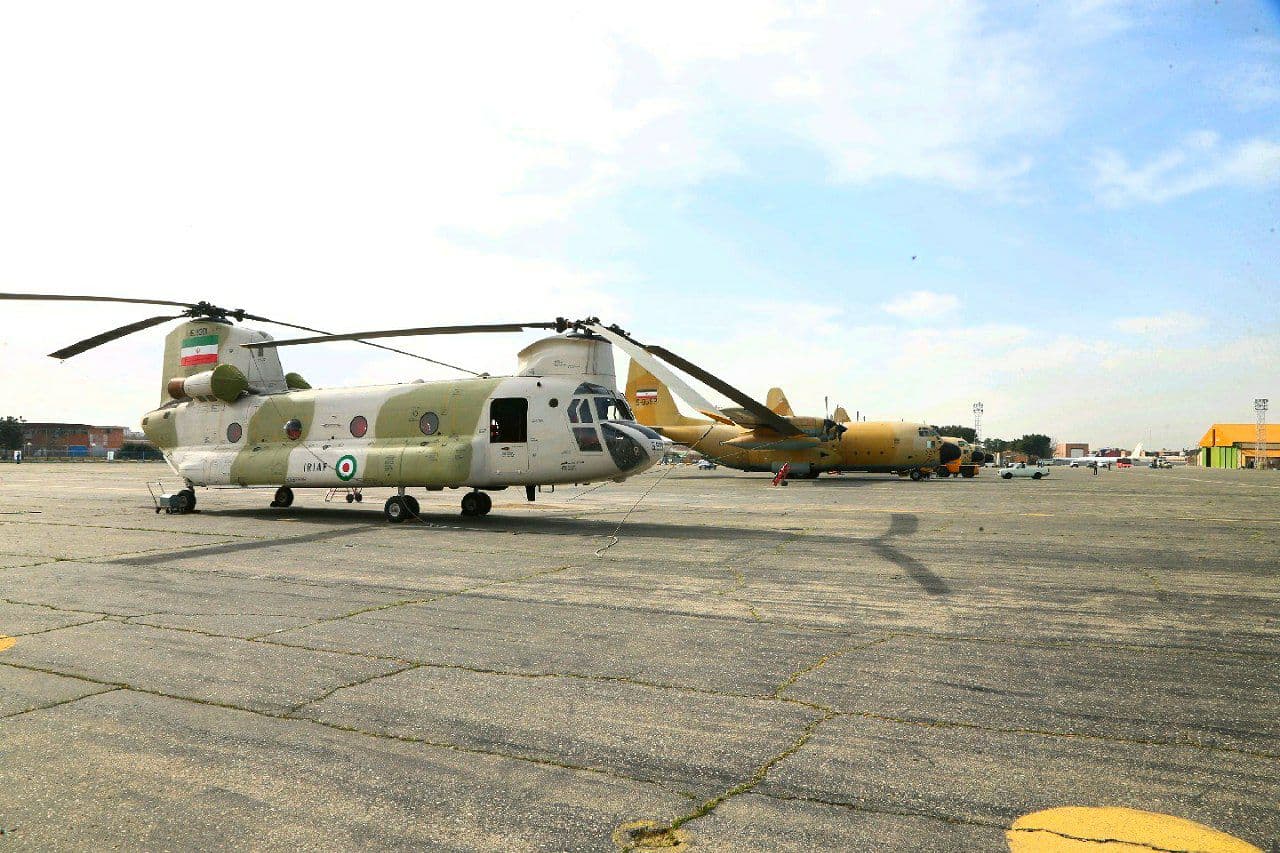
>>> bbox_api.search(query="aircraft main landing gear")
[460,491,492,517]
[271,486,294,507]
[909,470,923,481]
[384,489,420,523]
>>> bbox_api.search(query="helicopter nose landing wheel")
[460,491,492,517]
[271,486,294,507]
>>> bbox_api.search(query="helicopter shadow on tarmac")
[126,505,952,597]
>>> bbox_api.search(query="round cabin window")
[548,398,559,408]
[419,412,440,436]
[284,418,303,440]
[226,422,243,443]
[349,415,368,438]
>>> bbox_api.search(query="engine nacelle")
[167,363,248,403]
[517,334,616,392]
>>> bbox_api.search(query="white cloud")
[1112,311,1205,336]
[1224,62,1280,111]
[883,291,961,320]
[1091,132,1280,206]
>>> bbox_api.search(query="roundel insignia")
[335,455,358,481]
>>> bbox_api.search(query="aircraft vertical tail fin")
[833,405,850,423]
[626,359,699,427]
[766,388,794,416]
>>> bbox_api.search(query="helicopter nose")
[601,422,669,472]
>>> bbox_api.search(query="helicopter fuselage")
[142,375,667,491]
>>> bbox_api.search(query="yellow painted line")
[1022,512,1053,517]
[1007,806,1262,852]
[0,636,15,653]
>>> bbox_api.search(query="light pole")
[973,402,984,445]
[1256,398,1269,471]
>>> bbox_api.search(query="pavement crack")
[283,663,421,714]
[8,616,111,637]
[1006,825,1215,853]
[772,635,894,699]
[621,710,836,849]
[0,686,123,720]
[250,562,583,641]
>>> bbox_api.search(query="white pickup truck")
[999,462,1050,480]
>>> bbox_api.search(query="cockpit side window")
[594,396,633,422]
[568,398,593,424]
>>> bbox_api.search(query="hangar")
[1197,423,1279,469]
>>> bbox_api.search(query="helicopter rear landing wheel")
[461,491,492,517]
[271,486,294,508]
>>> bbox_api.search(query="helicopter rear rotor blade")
[48,314,188,360]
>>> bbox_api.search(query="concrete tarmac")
[0,462,1276,851]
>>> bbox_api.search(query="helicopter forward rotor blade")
[245,321,565,349]
[644,343,804,437]
[48,314,188,360]
[0,292,193,309]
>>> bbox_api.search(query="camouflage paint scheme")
[143,321,667,491]
[625,361,947,476]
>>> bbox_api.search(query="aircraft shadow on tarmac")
[126,506,951,596]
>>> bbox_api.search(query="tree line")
[0,416,23,451]
[934,425,1052,459]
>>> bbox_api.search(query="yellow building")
[1197,424,1280,469]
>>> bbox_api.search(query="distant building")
[1197,424,1280,470]
[1055,442,1089,459]
[20,423,126,458]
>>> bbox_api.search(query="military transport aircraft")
[623,362,959,480]
[1,293,671,521]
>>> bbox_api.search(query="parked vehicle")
[999,462,1050,480]
[696,459,717,470]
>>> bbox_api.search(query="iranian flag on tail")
[180,334,219,366]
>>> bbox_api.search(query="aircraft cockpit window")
[574,382,612,395]
[918,427,937,437]
[568,398,593,424]
[594,396,633,422]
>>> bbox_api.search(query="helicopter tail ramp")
[626,360,702,427]
[160,320,288,403]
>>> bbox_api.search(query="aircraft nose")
[940,441,962,464]
[601,422,669,472]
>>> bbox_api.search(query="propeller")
[0,292,478,373]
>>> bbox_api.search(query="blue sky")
[1,1,1276,448]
